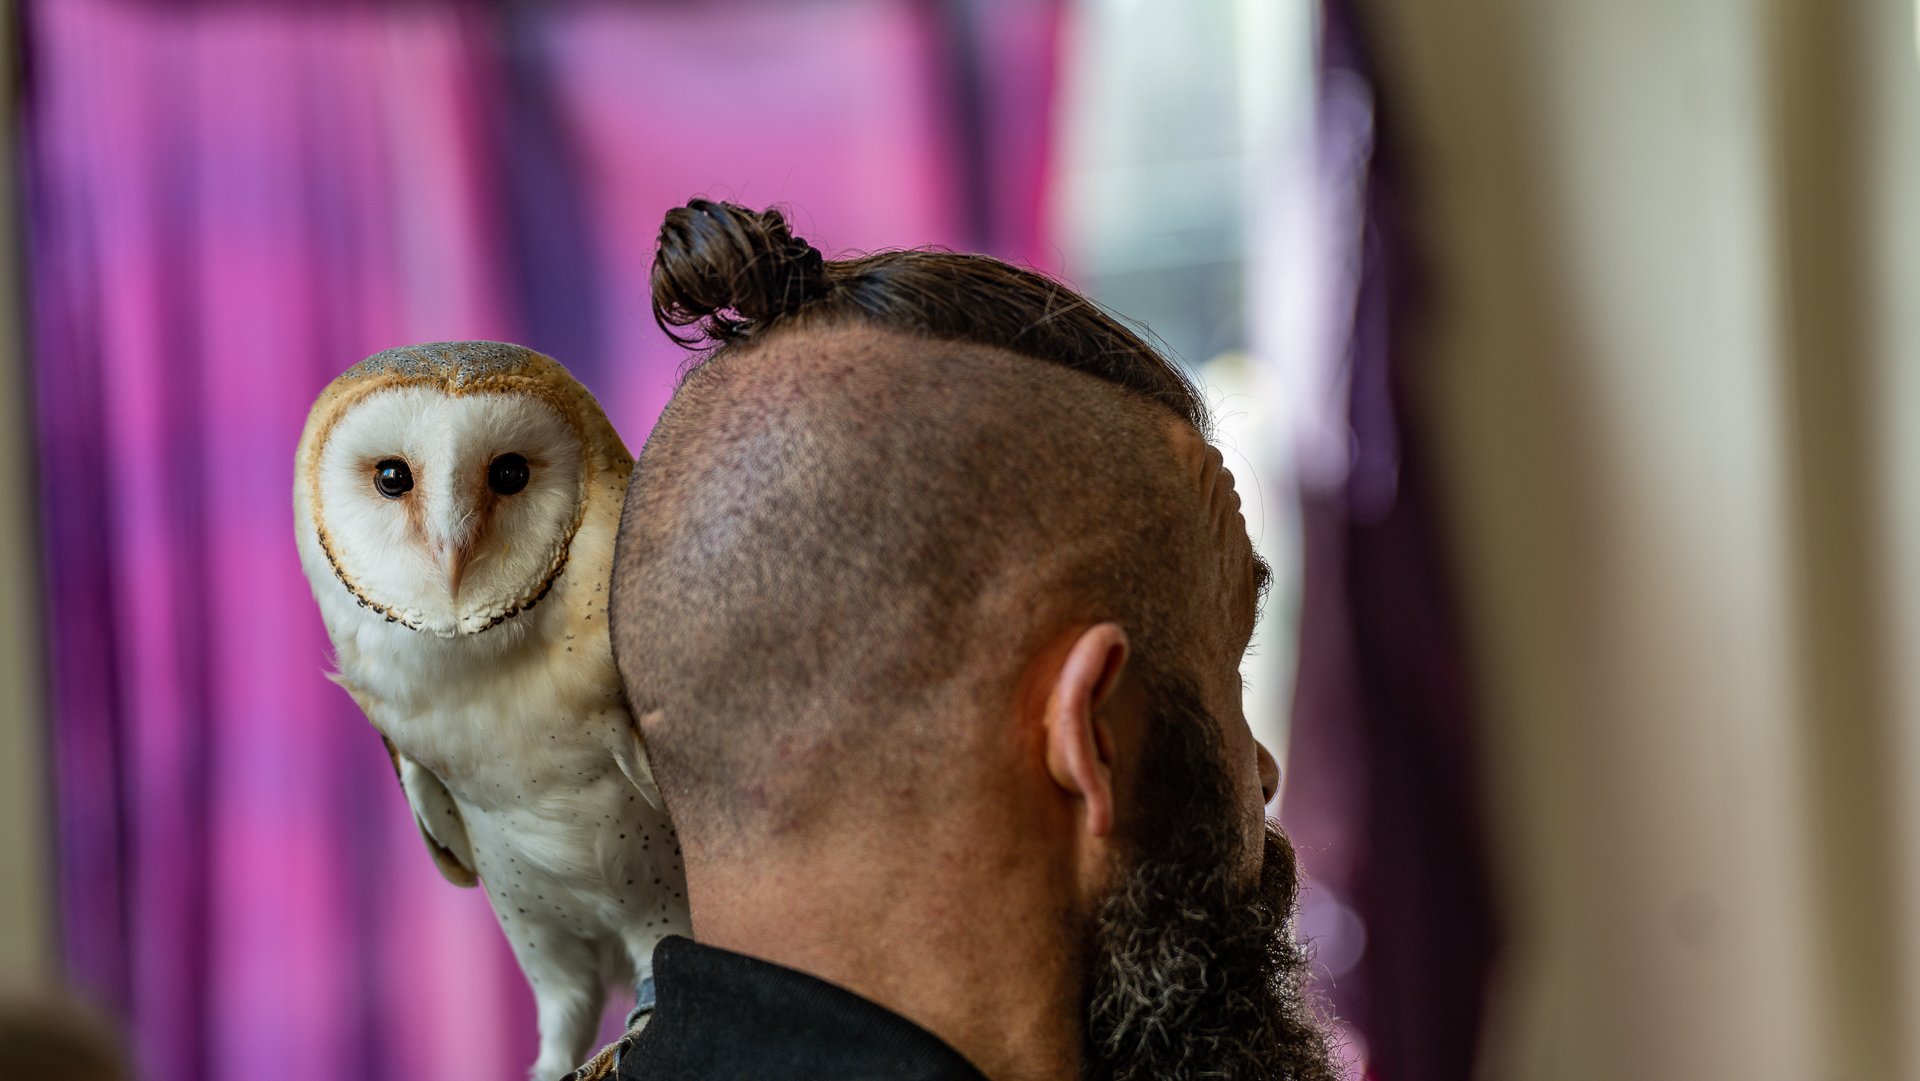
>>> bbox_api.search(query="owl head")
[295,341,629,640]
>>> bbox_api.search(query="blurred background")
[1,1,1917,1080]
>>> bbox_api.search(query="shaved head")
[614,322,1205,852]
[607,200,1236,858]
[609,200,1339,1081]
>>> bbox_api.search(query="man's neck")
[684,832,1085,1081]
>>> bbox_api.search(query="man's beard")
[1081,679,1344,1081]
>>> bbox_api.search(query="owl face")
[309,385,587,638]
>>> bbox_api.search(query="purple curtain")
[1281,5,1498,1081]
[20,2,1061,1079]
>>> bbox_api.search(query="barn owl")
[293,341,689,1080]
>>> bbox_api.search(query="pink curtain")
[21,2,1061,1079]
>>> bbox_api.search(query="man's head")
[611,199,1339,1080]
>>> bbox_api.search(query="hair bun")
[652,199,832,347]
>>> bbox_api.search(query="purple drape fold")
[1282,5,1497,1081]
[20,3,1060,1079]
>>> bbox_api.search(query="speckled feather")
[342,340,540,386]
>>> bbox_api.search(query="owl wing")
[382,737,480,888]
[611,710,667,813]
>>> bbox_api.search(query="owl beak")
[436,543,471,600]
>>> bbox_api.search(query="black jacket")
[616,936,991,1081]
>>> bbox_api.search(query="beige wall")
[1859,0,1920,1069]
[0,0,56,987]
[1356,0,1920,1077]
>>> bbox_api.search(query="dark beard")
[1082,682,1344,1081]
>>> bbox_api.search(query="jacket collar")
[619,935,992,1081]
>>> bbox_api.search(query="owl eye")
[488,453,531,495]
[373,459,413,499]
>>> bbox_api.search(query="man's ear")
[1043,622,1131,839]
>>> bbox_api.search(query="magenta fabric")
[21,2,1061,1079]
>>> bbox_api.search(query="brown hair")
[651,199,1207,430]
[613,200,1213,851]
